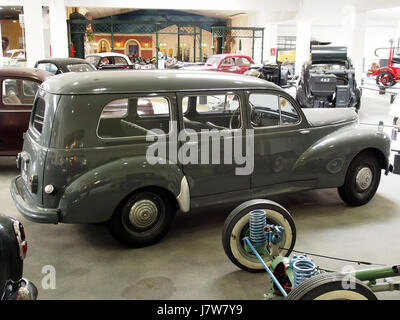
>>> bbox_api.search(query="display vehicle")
[34,58,96,74]
[181,54,255,74]
[367,38,400,87]
[85,52,134,70]
[0,67,52,156]
[296,46,361,110]
[0,214,37,300]
[10,70,393,247]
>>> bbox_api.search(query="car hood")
[303,108,358,127]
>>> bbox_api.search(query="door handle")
[300,130,310,135]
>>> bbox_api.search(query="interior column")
[48,0,69,58]
[23,0,45,67]
[294,20,311,77]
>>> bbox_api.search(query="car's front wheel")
[108,189,175,247]
[338,151,381,206]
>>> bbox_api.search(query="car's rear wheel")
[338,151,381,206]
[108,189,175,247]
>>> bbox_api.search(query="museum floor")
[2,86,400,300]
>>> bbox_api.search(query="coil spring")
[249,210,267,247]
[290,255,317,287]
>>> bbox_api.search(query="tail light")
[13,220,27,260]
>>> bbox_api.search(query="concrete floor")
[2,85,400,300]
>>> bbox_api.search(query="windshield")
[206,56,222,66]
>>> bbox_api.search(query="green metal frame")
[67,19,209,68]
[211,26,265,62]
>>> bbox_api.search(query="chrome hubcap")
[128,199,159,229]
[356,167,373,191]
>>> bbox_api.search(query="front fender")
[293,125,391,187]
[58,156,185,223]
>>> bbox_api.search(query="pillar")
[295,20,311,76]
[349,11,367,84]
[48,0,69,57]
[23,0,45,67]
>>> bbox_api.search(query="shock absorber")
[249,210,267,247]
[290,255,318,287]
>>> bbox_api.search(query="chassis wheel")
[376,72,395,87]
[286,272,377,300]
[108,190,175,247]
[222,199,296,273]
[338,151,381,206]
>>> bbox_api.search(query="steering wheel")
[229,107,241,129]
[249,101,262,127]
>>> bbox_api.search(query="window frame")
[96,93,173,141]
[1,77,41,106]
[178,90,246,133]
[246,90,304,131]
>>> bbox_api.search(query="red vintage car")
[0,67,53,156]
[182,54,255,74]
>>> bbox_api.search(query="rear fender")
[58,156,186,223]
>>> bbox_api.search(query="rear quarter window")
[31,97,46,133]
[97,96,170,139]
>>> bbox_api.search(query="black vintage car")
[296,46,361,110]
[34,58,96,74]
[0,215,37,300]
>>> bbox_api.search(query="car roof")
[0,67,53,82]
[35,58,90,65]
[42,70,280,95]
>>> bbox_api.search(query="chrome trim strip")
[176,176,190,213]
[0,110,31,112]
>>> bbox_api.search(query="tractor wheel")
[222,199,296,272]
[286,272,378,300]
[376,72,395,87]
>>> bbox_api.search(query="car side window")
[279,97,300,124]
[236,58,251,67]
[2,79,39,105]
[97,96,170,139]
[182,93,241,131]
[221,58,235,66]
[36,63,59,74]
[114,56,127,65]
[249,93,299,128]
[100,57,111,65]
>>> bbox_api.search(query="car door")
[0,77,40,155]
[247,90,317,189]
[177,90,251,198]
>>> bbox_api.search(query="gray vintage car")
[10,70,394,247]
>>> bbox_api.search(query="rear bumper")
[10,176,60,224]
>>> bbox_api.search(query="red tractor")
[368,38,400,87]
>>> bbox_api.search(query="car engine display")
[296,46,361,110]
[245,61,290,87]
